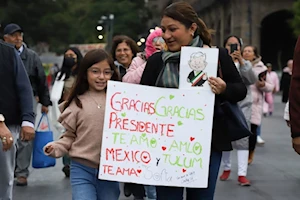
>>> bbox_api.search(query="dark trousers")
[156,151,222,200]
[249,124,258,151]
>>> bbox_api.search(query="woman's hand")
[44,144,54,154]
[256,80,266,88]
[208,77,226,94]
[231,50,244,65]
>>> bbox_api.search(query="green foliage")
[291,0,300,36]
[0,0,151,53]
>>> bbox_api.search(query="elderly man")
[0,40,35,200]
[3,23,51,186]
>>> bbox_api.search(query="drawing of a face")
[188,52,207,72]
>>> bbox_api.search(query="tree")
[291,0,300,36]
[0,0,151,53]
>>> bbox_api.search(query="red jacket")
[290,36,300,138]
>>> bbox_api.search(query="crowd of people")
[0,1,299,200]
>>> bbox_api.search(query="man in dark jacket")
[0,40,35,200]
[290,36,300,154]
[3,23,51,186]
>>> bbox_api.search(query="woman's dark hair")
[63,49,120,110]
[223,35,242,47]
[243,45,260,58]
[58,47,83,80]
[163,2,213,45]
[110,35,140,61]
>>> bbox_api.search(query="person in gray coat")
[3,23,51,186]
[219,36,257,186]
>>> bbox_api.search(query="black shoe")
[124,183,132,197]
[62,165,70,178]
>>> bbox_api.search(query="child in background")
[44,49,121,200]
[122,27,165,200]
[123,27,166,84]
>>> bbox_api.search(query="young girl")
[44,49,121,200]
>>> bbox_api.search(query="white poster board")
[179,47,219,90]
[98,80,216,188]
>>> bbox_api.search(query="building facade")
[147,0,296,70]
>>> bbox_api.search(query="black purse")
[218,64,252,141]
[220,101,252,141]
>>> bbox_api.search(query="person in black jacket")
[140,2,247,199]
[0,40,35,200]
[3,23,51,186]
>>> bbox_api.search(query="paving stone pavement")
[13,95,300,200]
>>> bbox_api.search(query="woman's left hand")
[208,77,226,94]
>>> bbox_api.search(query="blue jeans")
[156,151,222,200]
[70,160,120,200]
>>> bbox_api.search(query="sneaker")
[16,176,28,186]
[219,170,231,181]
[257,136,265,145]
[238,176,251,186]
[62,165,70,178]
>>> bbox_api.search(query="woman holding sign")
[44,49,121,200]
[140,2,247,199]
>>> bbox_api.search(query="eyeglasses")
[88,68,114,77]
[153,37,165,43]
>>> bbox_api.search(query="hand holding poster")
[98,80,216,188]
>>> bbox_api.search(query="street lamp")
[98,35,103,40]
[140,38,145,43]
[96,26,103,31]
[97,14,114,50]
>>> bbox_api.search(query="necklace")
[88,91,102,109]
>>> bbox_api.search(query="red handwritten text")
[106,148,151,164]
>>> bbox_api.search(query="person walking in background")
[44,49,121,200]
[110,35,139,78]
[242,45,274,164]
[122,27,166,200]
[220,35,257,186]
[140,2,247,199]
[0,40,35,200]
[52,47,83,177]
[3,23,51,186]
[281,59,293,103]
[264,63,279,116]
[289,37,300,155]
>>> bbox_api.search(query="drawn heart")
[169,95,175,100]
[177,121,183,126]
[121,112,126,117]
[162,146,167,151]
[150,139,157,144]
[137,169,142,173]
[190,137,195,142]
[182,168,186,173]
[142,133,146,137]
[143,156,148,159]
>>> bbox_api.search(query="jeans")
[70,160,120,200]
[128,183,157,200]
[156,151,222,200]
[249,124,258,151]
[0,125,20,200]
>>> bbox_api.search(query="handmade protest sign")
[98,80,216,188]
[179,47,219,89]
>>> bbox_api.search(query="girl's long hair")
[63,49,120,111]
